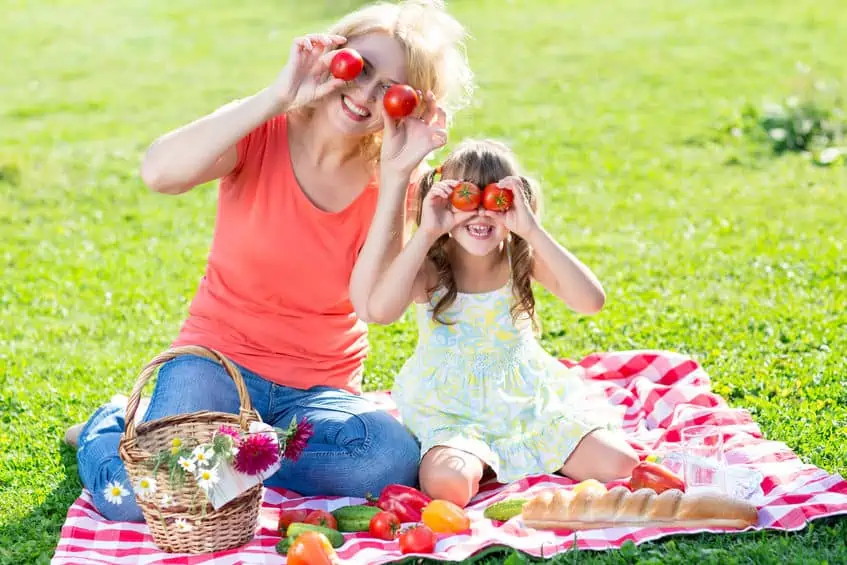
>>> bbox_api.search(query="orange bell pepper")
[421,499,470,533]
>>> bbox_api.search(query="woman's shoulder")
[226,111,290,181]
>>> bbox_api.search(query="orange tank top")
[173,114,378,393]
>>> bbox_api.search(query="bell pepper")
[421,499,471,533]
[369,484,432,523]
[628,461,686,494]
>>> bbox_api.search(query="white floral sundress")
[392,281,623,482]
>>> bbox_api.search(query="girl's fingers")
[453,210,478,225]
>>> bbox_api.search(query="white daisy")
[134,477,157,499]
[178,457,196,474]
[160,493,175,507]
[195,466,220,491]
[104,481,129,505]
[191,446,214,468]
[174,518,193,532]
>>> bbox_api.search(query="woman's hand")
[481,176,540,238]
[419,180,477,238]
[380,91,448,179]
[269,34,349,114]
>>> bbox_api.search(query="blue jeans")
[76,354,420,522]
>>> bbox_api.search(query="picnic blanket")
[52,350,847,564]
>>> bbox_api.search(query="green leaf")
[620,539,638,559]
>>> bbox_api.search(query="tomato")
[482,183,514,212]
[383,84,420,119]
[368,510,401,540]
[304,509,338,529]
[628,461,686,494]
[287,531,338,565]
[421,499,471,533]
[329,48,364,81]
[278,509,308,533]
[449,182,481,211]
[398,524,437,554]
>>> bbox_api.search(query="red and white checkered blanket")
[52,350,847,564]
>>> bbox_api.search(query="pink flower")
[283,419,313,462]
[233,433,279,475]
[217,425,240,441]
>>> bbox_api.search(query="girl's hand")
[419,180,477,238]
[381,91,448,179]
[481,176,540,239]
[269,34,349,114]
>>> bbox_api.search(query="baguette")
[521,486,758,530]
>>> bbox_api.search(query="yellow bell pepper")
[572,479,608,496]
[421,499,470,533]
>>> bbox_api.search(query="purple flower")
[233,434,279,475]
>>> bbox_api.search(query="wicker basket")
[118,345,264,554]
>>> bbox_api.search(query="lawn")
[1,0,845,563]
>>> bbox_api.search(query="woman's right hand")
[268,34,349,114]
[419,180,477,238]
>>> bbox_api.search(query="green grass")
[1,0,846,563]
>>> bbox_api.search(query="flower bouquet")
[117,346,312,554]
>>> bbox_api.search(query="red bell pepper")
[368,484,432,523]
[628,461,686,494]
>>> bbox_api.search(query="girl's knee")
[596,445,639,483]
[561,429,639,483]
[419,447,483,507]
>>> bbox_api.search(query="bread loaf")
[521,486,758,530]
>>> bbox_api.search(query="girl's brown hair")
[415,139,542,328]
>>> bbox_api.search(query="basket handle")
[123,345,256,442]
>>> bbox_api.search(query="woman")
[69,0,474,521]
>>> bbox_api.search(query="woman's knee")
[356,411,420,489]
[144,355,242,421]
[419,447,483,507]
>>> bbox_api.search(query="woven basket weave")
[118,345,263,554]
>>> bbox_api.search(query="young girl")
[364,139,638,507]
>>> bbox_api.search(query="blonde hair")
[415,139,543,328]
[315,0,474,163]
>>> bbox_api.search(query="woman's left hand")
[380,91,448,179]
[481,176,540,239]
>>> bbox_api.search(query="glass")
[681,425,725,494]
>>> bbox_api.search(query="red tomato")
[398,524,437,554]
[329,48,364,81]
[368,510,401,540]
[383,84,420,119]
[482,183,514,212]
[278,509,308,533]
[449,182,481,211]
[628,461,686,494]
[304,509,338,530]
[287,531,338,565]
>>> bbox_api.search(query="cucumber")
[483,498,529,521]
[331,504,382,532]
[285,522,345,548]
[275,536,294,554]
